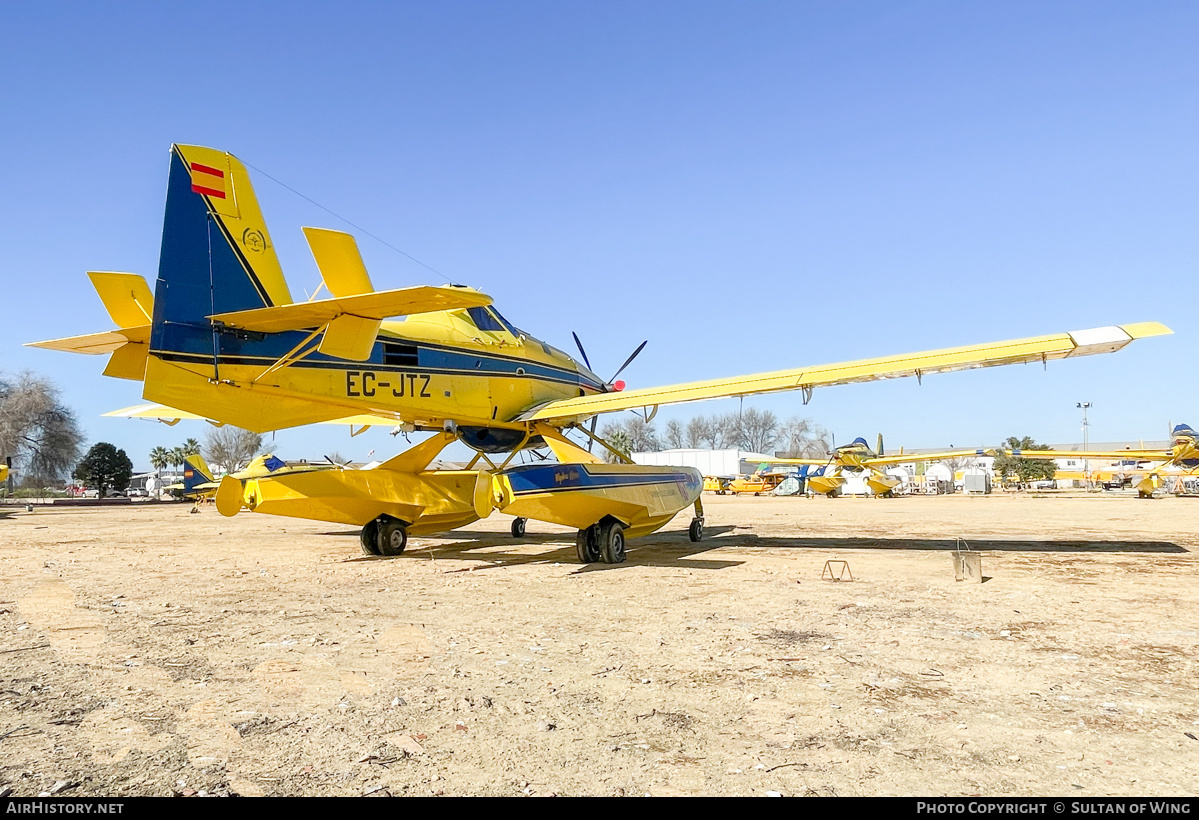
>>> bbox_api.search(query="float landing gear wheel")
[377,519,408,556]
[599,520,626,565]
[575,525,601,563]
[511,517,527,538]
[360,519,382,556]
[688,517,704,542]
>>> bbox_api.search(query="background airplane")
[765,435,992,497]
[998,424,1199,498]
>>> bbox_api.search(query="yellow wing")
[521,322,1171,424]
[865,448,994,467]
[208,286,492,333]
[998,447,1172,462]
[759,456,832,466]
[763,448,990,468]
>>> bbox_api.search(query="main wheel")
[575,525,601,563]
[360,520,382,556]
[511,517,527,538]
[377,519,408,556]
[688,518,703,542]
[599,520,626,565]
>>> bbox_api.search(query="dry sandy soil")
[1,491,1197,797]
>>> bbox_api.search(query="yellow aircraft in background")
[168,452,334,501]
[997,424,1199,498]
[166,453,219,499]
[29,143,1172,562]
[768,436,992,497]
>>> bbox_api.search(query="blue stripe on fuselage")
[504,464,702,496]
[149,323,598,389]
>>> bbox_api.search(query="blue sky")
[2,1,1195,470]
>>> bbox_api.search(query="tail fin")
[182,454,215,494]
[151,144,292,339]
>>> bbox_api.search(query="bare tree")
[776,416,833,458]
[0,371,83,486]
[203,426,263,472]
[685,416,711,448]
[726,408,779,454]
[664,419,685,449]
[689,413,733,449]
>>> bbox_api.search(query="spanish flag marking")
[191,163,227,199]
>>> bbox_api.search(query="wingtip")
[1120,321,1173,339]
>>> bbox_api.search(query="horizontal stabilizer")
[208,285,492,334]
[104,402,401,429]
[26,272,152,365]
[26,326,149,354]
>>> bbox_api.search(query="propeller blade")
[609,340,647,383]
[571,332,593,371]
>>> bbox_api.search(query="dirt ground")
[1,491,1197,797]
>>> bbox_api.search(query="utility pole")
[1076,402,1092,489]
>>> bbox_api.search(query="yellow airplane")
[0,463,10,518]
[28,143,1172,562]
[768,436,992,497]
[702,476,733,494]
[996,424,1199,498]
[164,453,219,499]
[725,472,787,495]
[167,452,332,500]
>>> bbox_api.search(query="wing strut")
[250,326,324,384]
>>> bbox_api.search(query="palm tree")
[149,446,171,477]
[601,429,633,464]
[181,438,201,458]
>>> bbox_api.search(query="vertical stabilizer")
[182,454,215,494]
[152,144,293,341]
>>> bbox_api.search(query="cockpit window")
[489,308,520,336]
[466,306,523,337]
[467,307,506,332]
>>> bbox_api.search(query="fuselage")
[147,301,609,433]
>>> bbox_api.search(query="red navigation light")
[613,380,626,392]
